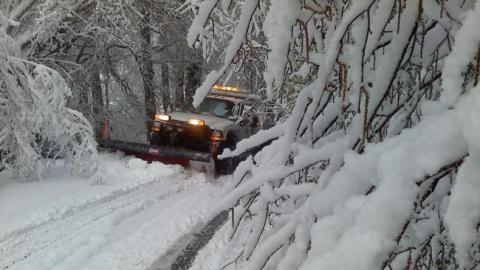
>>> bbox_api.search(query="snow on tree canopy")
[187,0,480,269]
[188,0,260,108]
[0,12,97,180]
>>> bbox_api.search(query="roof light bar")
[187,118,205,126]
[213,84,239,92]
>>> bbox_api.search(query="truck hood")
[168,111,234,130]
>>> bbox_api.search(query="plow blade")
[98,140,215,175]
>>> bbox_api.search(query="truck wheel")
[150,133,164,146]
[216,157,236,175]
[225,133,238,151]
[216,133,239,175]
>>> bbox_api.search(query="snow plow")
[98,139,215,173]
[99,85,273,177]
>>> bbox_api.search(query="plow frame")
[98,139,217,178]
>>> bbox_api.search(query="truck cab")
[149,86,263,157]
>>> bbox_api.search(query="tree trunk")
[184,62,201,109]
[90,68,104,139]
[175,64,185,110]
[78,83,90,117]
[140,2,156,137]
[161,63,170,112]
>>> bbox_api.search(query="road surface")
[0,159,225,270]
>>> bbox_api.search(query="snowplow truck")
[100,85,272,176]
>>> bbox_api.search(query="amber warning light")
[187,118,205,126]
[212,84,238,92]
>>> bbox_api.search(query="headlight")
[187,118,205,126]
[155,114,170,121]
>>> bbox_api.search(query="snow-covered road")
[0,154,224,270]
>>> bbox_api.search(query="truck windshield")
[197,97,235,118]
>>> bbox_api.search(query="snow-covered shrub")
[187,0,480,269]
[0,14,97,180]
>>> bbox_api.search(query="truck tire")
[225,132,238,151]
[150,132,165,146]
[217,133,239,175]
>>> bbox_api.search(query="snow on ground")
[190,198,254,270]
[190,221,245,270]
[0,153,223,270]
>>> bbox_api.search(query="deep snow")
[0,153,223,270]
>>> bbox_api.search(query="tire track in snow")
[150,210,228,270]
[0,171,182,244]
[0,171,196,270]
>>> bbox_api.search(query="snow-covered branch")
[0,9,97,180]
[188,0,480,269]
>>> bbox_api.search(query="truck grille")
[151,120,211,152]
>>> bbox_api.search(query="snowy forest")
[1,0,480,269]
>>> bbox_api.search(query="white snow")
[0,153,223,270]
[192,0,259,108]
[366,0,418,120]
[204,89,474,270]
[263,0,300,100]
[364,0,396,61]
[189,222,241,270]
[440,1,480,107]
[184,0,480,269]
[445,87,480,268]
[298,93,471,270]
[187,0,219,48]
